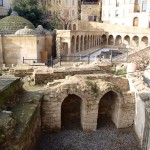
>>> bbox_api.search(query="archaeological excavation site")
[0,61,150,150]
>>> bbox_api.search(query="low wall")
[0,92,43,150]
[0,76,22,109]
[128,72,150,149]
[34,65,113,85]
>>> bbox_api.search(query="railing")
[58,55,91,65]
[23,57,54,67]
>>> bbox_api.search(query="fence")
[23,55,91,67]
[23,50,129,67]
[23,57,53,67]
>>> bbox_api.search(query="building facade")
[81,0,101,22]
[41,0,79,30]
[0,0,13,16]
[102,0,150,28]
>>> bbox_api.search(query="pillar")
[0,35,4,66]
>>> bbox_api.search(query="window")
[109,0,114,5]
[72,0,75,5]
[88,16,93,21]
[137,0,141,4]
[116,0,119,7]
[94,16,97,21]
[66,0,68,5]
[0,0,3,6]
[115,10,119,16]
[72,10,75,16]
[142,1,147,12]
[130,0,134,3]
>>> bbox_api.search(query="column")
[0,35,4,66]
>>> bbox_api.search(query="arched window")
[133,17,139,26]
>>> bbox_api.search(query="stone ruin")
[0,61,149,149]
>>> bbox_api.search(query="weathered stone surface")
[42,75,134,132]
[0,76,22,109]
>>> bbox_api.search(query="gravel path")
[36,117,141,150]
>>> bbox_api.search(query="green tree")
[13,0,43,27]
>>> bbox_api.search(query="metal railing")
[23,57,54,67]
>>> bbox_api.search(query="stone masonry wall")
[42,75,134,132]
[128,72,150,149]
[0,92,43,150]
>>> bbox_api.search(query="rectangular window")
[72,0,75,5]
[72,10,75,16]
[0,0,3,6]
[66,0,68,5]
[142,1,147,12]
[130,0,134,3]
[88,16,93,21]
[115,10,119,16]
[110,0,114,5]
[116,0,119,7]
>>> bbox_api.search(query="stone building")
[80,0,101,22]
[0,12,53,67]
[102,0,150,28]
[0,0,13,16]
[40,0,79,30]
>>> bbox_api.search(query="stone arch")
[141,36,148,47]
[115,35,122,46]
[97,90,123,129]
[80,35,83,51]
[71,35,75,53]
[132,36,139,47]
[76,35,79,52]
[61,94,82,130]
[133,17,138,26]
[124,35,130,46]
[101,34,107,45]
[108,35,114,45]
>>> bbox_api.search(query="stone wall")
[0,34,52,66]
[81,4,101,22]
[42,75,134,132]
[0,76,22,109]
[128,72,150,149]
[79,22,150,35]
[0,92,43,150]
[34,69,111,84]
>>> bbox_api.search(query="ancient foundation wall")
[42,76,135,132]
[0,77,44,150]
[128,73,150,149]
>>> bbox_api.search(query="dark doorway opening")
[97,91,118,129]
[61,94,82,130]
